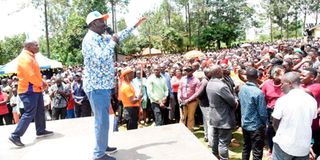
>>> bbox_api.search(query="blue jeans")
[86,89,111,159]
[272,143,309,160]
[12,92,46,138]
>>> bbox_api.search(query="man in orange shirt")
[120,67,142,130]
[9,41,53,147]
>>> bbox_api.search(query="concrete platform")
[0,117,216,160]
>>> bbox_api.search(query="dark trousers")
[12,92,46,137]
[212,128,232,159]
[0,113,12,125]
[7,104,13,124]
[74,100,91,118]
[267,108,275,152]
[124,107,139,130]
[52,107,67,120]
[173,92,180,122]
[313,128,320,156]
[151,102,164,126]
[242,126,265,160]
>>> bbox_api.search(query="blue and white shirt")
[82,27,134,92]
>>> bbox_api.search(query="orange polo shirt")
[17,50,43,94]
[120,81,140,107]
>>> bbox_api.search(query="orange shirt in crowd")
[120,81,140,107]
[17,50,43,94]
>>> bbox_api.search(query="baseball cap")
[86,11,109,25]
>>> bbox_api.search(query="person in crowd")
[2,78,13,124]
[171,68,182,123]
[120,67,142,130]
[0,89,9,125]
[261,65,285,156]
[177,66,200,131]
[206,65,237,159]
[221,63,241,148]
[239,67,268,160]
[132,70,147,125]
[159,63,173,124]
[10,87,20,123]
[196,68,212,145]
[49,76,69,120]
[43,87,52,121]
[192,62,205,80]
[272,71,317,160]
[146,65,168,126]
[9,40,53,147]
[81,10,146,160]
[66,84,75,119]
[72,72,91,118]
[300,67,320,158]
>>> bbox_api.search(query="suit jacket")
[206,78,237,129]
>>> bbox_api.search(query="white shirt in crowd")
[272,89,317,156]
[43,92,51,108]
[10,95,24,113]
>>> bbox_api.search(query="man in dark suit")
[206,65,237,159]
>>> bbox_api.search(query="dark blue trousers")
[12,92,46,138]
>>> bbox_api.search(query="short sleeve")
[272,97,283,119]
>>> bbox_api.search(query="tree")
[198,0,253,49]
[31,0,110,65]
[0,34,26,65]
[108,0,129,32]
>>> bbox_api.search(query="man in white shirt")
[272,71,317,159]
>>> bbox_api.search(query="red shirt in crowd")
[261,79,284,109]
[0,92,8,115]
[302,83,320,131]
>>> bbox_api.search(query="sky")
[0,0,161,40]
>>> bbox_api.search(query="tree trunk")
[295,12,298,39]
[217,40,221,49]
[286,13,289,40]
[303,11,307,30]
[167,0,171,26]
[44,0,50,58]
[187,1,191,50]
[270,15,273,42]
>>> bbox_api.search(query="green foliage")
[197,0,251,49]
[161,27,184,54]
[0,34,26,65]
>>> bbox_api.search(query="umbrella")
[240,43,252,48]
[184,50,206,59]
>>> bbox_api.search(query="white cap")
[86,11,109,25]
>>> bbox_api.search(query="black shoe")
[94,154,116,160]
[36,130,54,137]
[106,146,117,154]
[9,135,25,147]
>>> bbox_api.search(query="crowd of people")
[1,9,320,159]
[1,37,320,159]
[114,37,320,160]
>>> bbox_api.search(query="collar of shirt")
[23,49,35,58]
[245,81,258,87]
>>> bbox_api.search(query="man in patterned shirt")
[82,11,146,160]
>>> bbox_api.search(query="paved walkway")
[0,117,216,160]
